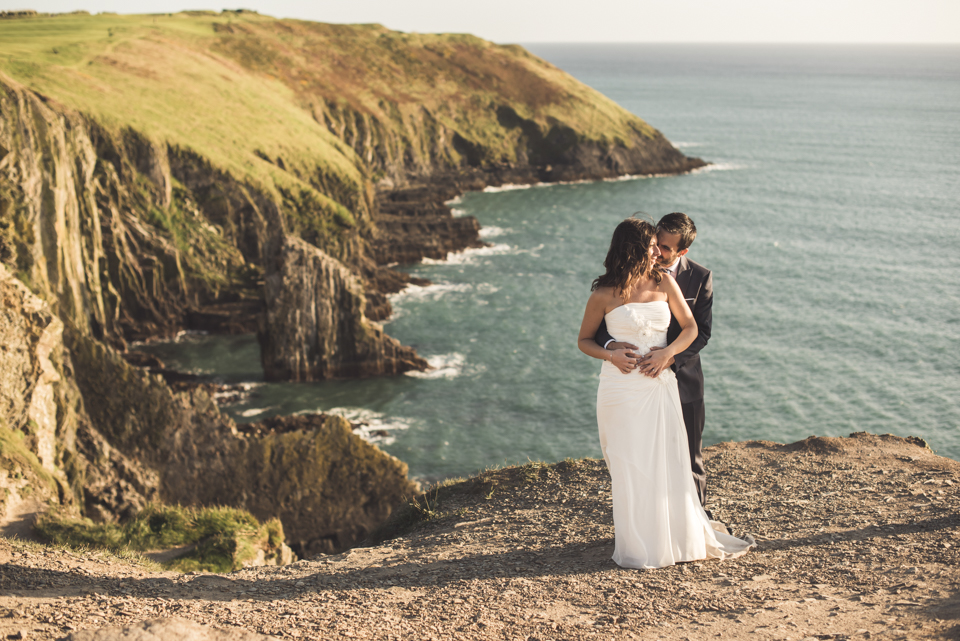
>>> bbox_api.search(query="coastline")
[3,432,958,640]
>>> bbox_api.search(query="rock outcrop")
[0,264,68,536]
[0,255,417,551]
[67,334,416,553]
[233,414,419,556]
[260,236,427,380]
[0,264,63,471]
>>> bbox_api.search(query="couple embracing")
[578,213,753,569]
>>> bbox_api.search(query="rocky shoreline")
[1,432,958,641]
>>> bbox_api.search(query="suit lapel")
[674,255,694,297]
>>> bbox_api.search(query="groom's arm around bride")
[594,213,714,508]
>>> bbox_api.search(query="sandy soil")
[1,432,958,640]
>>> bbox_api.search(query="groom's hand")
[639,346,674,377]
[607,341,640,374]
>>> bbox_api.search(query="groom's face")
[656,230,688,268]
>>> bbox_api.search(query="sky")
[4,0,960,44]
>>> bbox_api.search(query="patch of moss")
[34,503,287,573]
[0,422,58,496]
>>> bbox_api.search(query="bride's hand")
[609,347,639,374]
[639,346,674,377]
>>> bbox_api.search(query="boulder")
[233,414,420,556]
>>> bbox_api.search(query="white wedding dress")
[597,301,753,569]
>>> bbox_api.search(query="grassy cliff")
[0,9,698,347]
[0,10,681,188]
[0,10,701,544]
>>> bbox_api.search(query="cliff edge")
[1,433,957,640]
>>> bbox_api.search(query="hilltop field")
[2,433,959,641]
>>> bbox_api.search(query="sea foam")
[690,162,746,173]
[406,352,471,380]
[420,243,513,265]
[479,226,510,239]
[319,407,415,446]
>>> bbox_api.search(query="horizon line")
[512,40,960,46]
[4,10,958,46]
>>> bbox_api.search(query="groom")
[595,212,713,509]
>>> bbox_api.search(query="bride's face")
[647,237,662,263]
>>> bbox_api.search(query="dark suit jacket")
[594,256,713,403]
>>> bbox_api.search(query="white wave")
[420,243,514,266]
[128,329,209,347]
[475,283,500,294]
[515,243,545,257]
[319,407,414,446]
[213,382,263,403]
[388,282,472,306]
[482,183,535,193]
[450,208,467,217]
[173,329,209,341]
[478,226,510,239]
[476,163,723,196]
[239,406,273,418]
[672,141,703,148]
[689,162,747,173]
[483,174,664,192]
[406,352,467,380]
[444,195,463,205]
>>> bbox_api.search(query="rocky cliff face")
[16,319,417,553]
[260,236,427,381]
[0,264,68,535]
[0,264,62,470]
[1,13,705,379]
[0,81,247,346]
[0,12,705,540]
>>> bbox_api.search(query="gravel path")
[1,432,958,640]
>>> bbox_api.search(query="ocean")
[136,44,960,481]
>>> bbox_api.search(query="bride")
[578,218,753,569]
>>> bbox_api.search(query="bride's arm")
[641,277,698,377]
[578,289,631,370]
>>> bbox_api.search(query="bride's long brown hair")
[591,217,662,298]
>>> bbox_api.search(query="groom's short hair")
[658,212,697,252]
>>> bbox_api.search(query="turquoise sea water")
[138,45,960,480]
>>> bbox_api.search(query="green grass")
[34,503,288,573]
[0,11,656,188]
[0,423,58,496]
[0,11,365,228]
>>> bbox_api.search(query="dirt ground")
[1,432,958,640]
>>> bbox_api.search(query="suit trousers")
[681,398,707,507]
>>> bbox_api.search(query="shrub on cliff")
[34,504,291,573]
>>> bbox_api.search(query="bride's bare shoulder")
[590,285,619,301]
[586,286,619,311]
[659,273,682,294]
